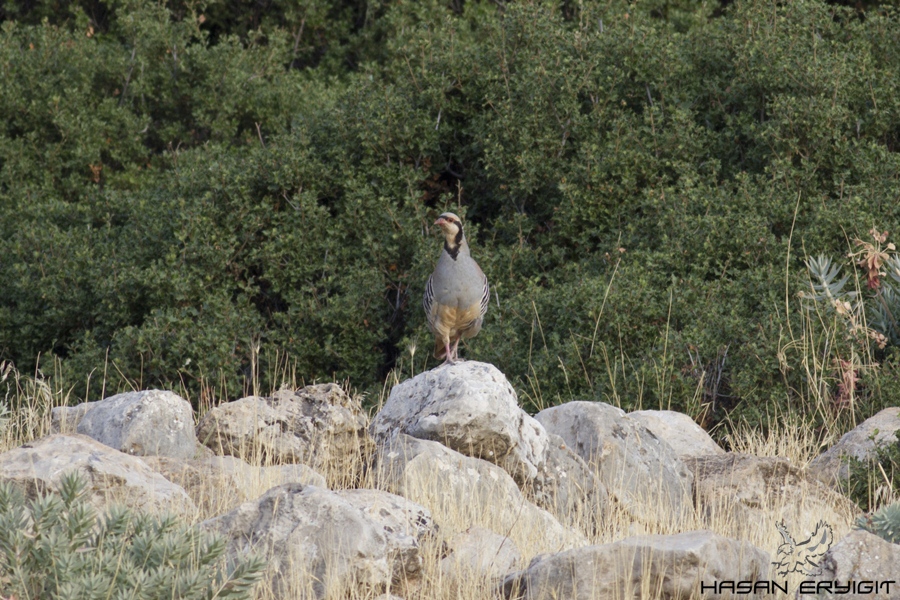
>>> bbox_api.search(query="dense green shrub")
[2,0,900,433]
[0,473,264,599]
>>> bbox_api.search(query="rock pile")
[1,361,894,599]
[196,383,371,474]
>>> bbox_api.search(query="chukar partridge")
[423,212,489,364]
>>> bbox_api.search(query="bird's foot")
[441,343,454,365]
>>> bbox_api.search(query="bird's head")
[435,212,464,247]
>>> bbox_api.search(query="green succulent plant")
[857,501,900,545]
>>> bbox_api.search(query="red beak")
[434,217,445,226]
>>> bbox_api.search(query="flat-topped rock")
[0,434,195,514]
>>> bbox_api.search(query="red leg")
[443,341,454,365]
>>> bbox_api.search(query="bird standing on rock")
[423,212,489,364]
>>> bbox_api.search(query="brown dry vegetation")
[1,325,885,599]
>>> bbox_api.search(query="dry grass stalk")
[0,349,862,599]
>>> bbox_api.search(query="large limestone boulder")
[797,529,900,600]
[808,407,900,488]
[144,454,325,514]
[687,453,857,543]
[628,410,724,458]
[501,530,769,600]
[527,433,609,531]
[201,483,436,598]
[535,401,693,522]
[370,362,548,484]
[373,434,585,554]
[440,527,521,591]
[196,383,370,473]
[51,389,196,459]
[338,489,436,587]
[0,434,195,514]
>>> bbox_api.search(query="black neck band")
[444,241,460,260]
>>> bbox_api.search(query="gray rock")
[535,401,693,522]
[501,530,769,600]
[808,407,900,488]
[201,483,436,598]
[338,488,436,585]
[370,362,548,484]
[373,434,585,554]
[196,383,371,473]
[51,389,196,459]
[687,453,857,541]
[0,434,195,514]
[797,529,900,600]
[143,453,325,514]
[527,433,609,531]
[50,402,92,433]
[440,527,521,588]
[628,410,724,458]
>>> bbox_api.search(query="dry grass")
[0,257,886,599]
[0,350,869,600]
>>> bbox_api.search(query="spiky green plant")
[804,254,860,311]
[0,472,265,600]
[805,236,900,349]
[856,501,900,544]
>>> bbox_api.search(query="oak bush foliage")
[2,0,900,433]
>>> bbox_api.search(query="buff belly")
[429,301,484,359]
